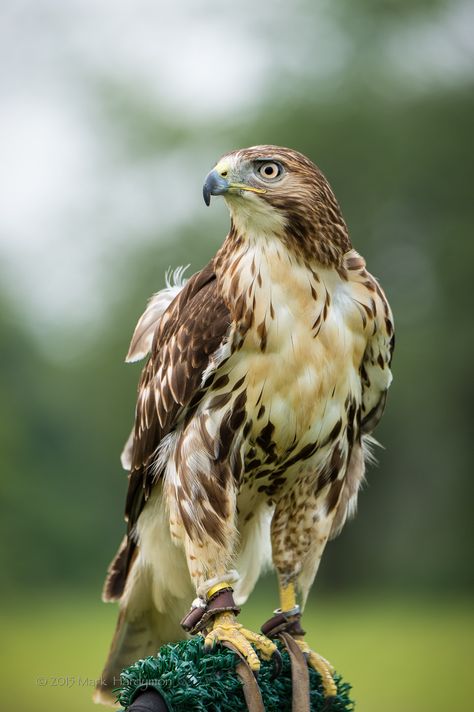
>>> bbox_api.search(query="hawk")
[95,145,394,705]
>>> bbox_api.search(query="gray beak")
[203,169,229,206]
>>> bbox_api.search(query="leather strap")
[180,589,240,635]
[180,604,206,633]
[279,632,310,712]
[261,610,306,638]
[222,642,265,712]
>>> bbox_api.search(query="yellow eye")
[257,161,282,181]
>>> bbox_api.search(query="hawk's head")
[203,145,350,264]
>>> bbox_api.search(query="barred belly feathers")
[95,145,394,705]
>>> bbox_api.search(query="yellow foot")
[204,611,278,672]
[294,638,337,697]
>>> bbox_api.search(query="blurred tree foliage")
[1,0,473,598]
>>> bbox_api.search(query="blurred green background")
[1,1,473,710]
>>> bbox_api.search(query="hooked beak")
[203,168,267,206]
[203,169,229,206]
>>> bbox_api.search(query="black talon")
[270,649,283,680]
[321,696,337,711]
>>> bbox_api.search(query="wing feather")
[344,250,394,435]
[125,267,189,363]
[330,258,394,542]
[360,281,394,434]
[105,262,231,599]
[123,261,231,556]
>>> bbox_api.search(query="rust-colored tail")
[94,556,190,706]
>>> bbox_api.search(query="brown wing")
[360,281,395,434]
[343,250,395,435]
[103,261,232,600]
[330,258,394,540]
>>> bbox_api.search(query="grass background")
[3,588,472,712]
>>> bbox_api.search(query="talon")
[321,697,337,712]
[270,649,283,680]
[203,612,277,672]
[203,628,218,653]
[294,638,337,698]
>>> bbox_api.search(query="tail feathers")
[102,536,135,603]
[94,604,187,706]
[98,491,194,706]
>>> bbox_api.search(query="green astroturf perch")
[117,637,354,711]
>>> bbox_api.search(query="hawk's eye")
[256,161,283,181]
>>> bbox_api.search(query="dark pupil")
[264,165,274,175]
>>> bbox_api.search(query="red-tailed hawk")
[95,146,394,705]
